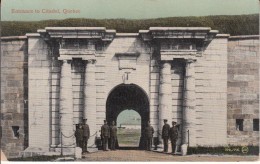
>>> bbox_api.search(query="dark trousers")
[76,138,80,147]
[163,137,169,152]
[76,139,83,148]
[102,136,108,151]
[171,139,177,153]
[110,137,116,150]
[146,137,152,151]
[83,137,88,152]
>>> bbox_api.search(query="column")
[84,59,97,148]
[59,60,74,151]
[158,61,172,135]
[182,59,196,147]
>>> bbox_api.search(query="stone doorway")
[106,84,149,149]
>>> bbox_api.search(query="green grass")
[1,14,258,36]
[117,128,141,146]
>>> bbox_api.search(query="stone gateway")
[0,27,259,158]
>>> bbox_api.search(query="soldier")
[101,120,110,151]
[162,119,170,153]
[144,121,154,151]
[169,121,178,154]
[110,121,117,151]
[74,124,83,148]
[82,119,90,153]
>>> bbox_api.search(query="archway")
[106,84,149,149]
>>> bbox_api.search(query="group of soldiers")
[75,118,178,154]
[162,119,179,154]
[74,119,90,153]
[144,119,179,154]
[74,119,118,152]
[100,120,118,151]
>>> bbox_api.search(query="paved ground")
[79,149,259,162]
[1,150,8,161]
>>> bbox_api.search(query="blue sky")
[1,0,259,21]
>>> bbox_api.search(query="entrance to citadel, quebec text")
[106,84,149,150]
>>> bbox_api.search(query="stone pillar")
[59,60,74,153]
[182,59,196,147]
[159,61,172,136]
[83,59,97,149]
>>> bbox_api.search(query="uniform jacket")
[101,124,110,138]
[75,128,83,141]
[145,125,154,138]
[82,124,90,138]
[110,125,117,138]
[169,126,178,140]
[162,123,170,138]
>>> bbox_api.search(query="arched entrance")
[106,84,149,149]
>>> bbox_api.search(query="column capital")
[185,58,196,64]
[159,60,172,69]
[85,59,96,64]
[159,60,172,64]
[61,60,72,64]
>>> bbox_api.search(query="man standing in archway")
[110,121,117,150]
[162,119,170,153]
[145,121,154,151]
[101,120,110,151]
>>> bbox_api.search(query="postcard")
[0,0,259,162]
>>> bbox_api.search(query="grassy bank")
[117,128,141,146]
[1,14,258,36]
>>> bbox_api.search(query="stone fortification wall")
[227,35,259,146]
[1,37,28,158]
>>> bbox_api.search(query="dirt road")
[79,149,259,162]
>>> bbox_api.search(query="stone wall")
[0,37,28,158]
[227,35,259,146]
[194,35,229,146]
[27,34,51,150]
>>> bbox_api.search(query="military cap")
[163,119,168,121]
[172,121,177,124]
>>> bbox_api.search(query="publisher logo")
[241,146,249,154]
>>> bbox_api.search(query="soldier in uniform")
[101,120,110,151]
[162,119,170,153]
[82,119,90,153]
[110,121,117,150]
[75,123,83,148]
[169,121,178,154]
[144,121,154,151]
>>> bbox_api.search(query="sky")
[1,0,259,21]
[117,110,140,126]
